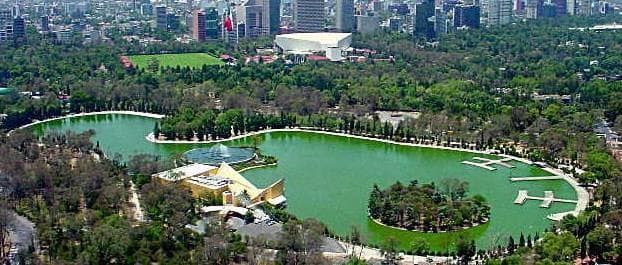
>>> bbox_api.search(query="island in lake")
[369,178,490,232]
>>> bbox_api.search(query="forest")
[368,179,490,232]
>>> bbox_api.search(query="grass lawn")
[127,53,224,70]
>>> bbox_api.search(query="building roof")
[276,33,352,46]
[153,163,217,181]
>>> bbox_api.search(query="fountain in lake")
[183,144,255,166]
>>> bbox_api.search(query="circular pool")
[184,144,256,165]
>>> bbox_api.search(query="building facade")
[488,0,512,26]
[293,0,325,32]
[453,4,480,28]
[192,10,206,41]
[155,5,168,30]
[336,0,355,32]
[414,0,435,38]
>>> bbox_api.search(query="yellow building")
[152,162,286,206]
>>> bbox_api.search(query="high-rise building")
[336,0,355,32]
[389,17,401,31]
[577,0,592,15]
[355,15,379,34]
[488,0,512,26]
[514,0,524,11]
[525,0,544,18]
[12,16,25,44]
[453,4,480,28]
[141,3,154,16]
[293,0,325,32]
[567,0,576,14]
[263,0,281,34]
[156,6,168,30]
[167,14,180,31]
[553,0,566,15]
[0,9,11,22]
[41,16,50,32]
[414,0,435,38]
[237,0,265,38]
[193,10,206,41]
[434,7,448,35]
[206,7,219,39]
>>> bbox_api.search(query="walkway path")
[129,181,145,223]
[325,242,453,265]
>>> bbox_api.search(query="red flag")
[224,15,233,31]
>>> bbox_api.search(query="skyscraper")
[488,0,512,26]
[192,10,206,41]
[205,7,219,39]
[293,0,325,32]
[355,15,379,34]
[13,16,25,44]
[237,0,265,38]
[453,4,480,28]
[336,0,354,32]
[41,15,50,32]
[414,0,435,38]
[155,6,168,30]
[567,0,576,15]
[263,0,281,34]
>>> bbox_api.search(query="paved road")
[7,212,35,264]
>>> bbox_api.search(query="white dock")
[514,190,528,204]
[510,176,565,182]
[462,157,515,171]
[461,161,496,170]
[513,190,578,208]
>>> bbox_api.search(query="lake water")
[30,113,577,250]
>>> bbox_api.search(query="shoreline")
[16,112,589,222]
[10,111,165,134]
[369,215,489,233]
[146,128,496,156]
[238,163,278,173]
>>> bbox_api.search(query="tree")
[79,219,130,264]
[536,232,579,262]
[456,237,476,265]
[410,237,430,256]
[147,57,160,73]
[380,236,399,265]
[586,226,614,260]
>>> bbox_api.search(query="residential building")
[336,0,355,32]
[293,0,325,32]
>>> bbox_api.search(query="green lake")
[30,113,577,250]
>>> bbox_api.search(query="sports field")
[127,53,224,70]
